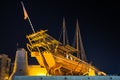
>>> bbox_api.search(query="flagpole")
[21,1,35,33]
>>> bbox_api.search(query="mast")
[75,20,87,61]
[59,18,69,45]
[63,18,66,45]
[21,1,35,33]
[76,21,80,58]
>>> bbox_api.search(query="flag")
[21,1,28,19]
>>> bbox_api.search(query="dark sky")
[0,0,120,75]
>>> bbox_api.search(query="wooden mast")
[75,19,87,61]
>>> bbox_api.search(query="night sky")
[0,0,120,75]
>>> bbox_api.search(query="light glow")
[28,65,48,76]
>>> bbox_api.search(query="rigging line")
[72,27,77,48]
[59,27,63,42]
[65,29,69,45]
